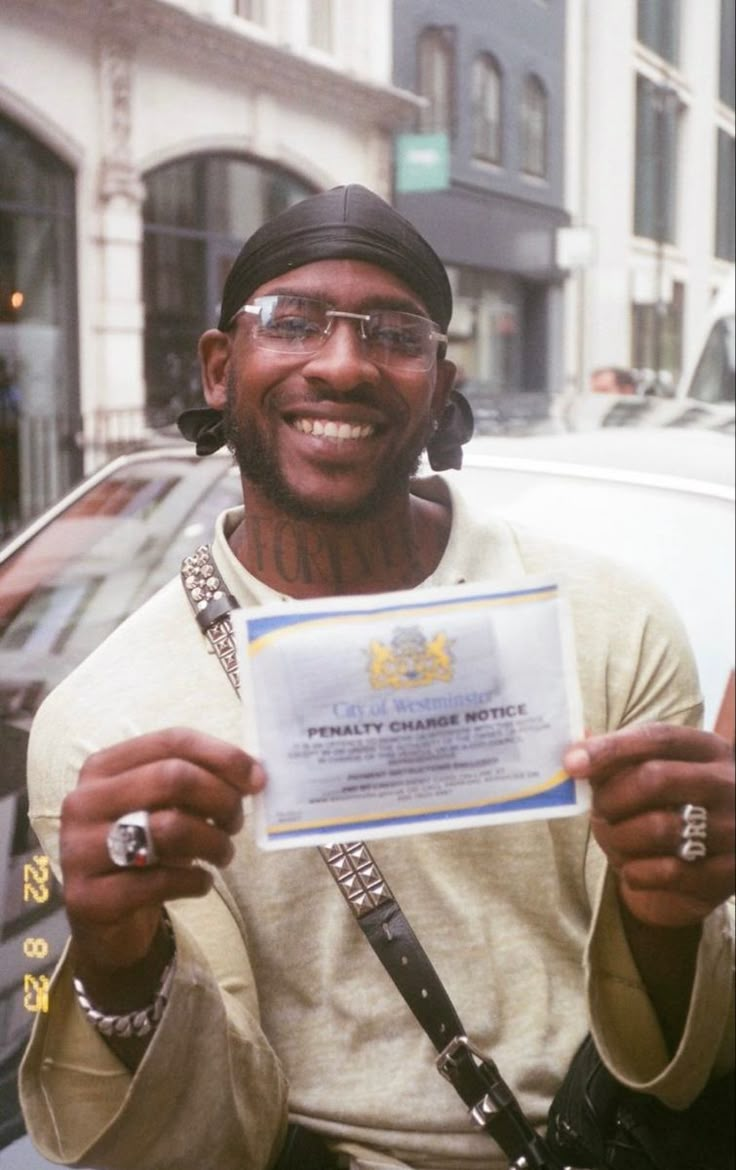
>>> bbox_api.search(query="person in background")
[589,365,638,395]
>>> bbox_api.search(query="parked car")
[0,428,733,1162]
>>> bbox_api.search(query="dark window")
[472,54,502,164]
[520,75,548,178]
[142,156,314,417]
[720,0,735,108]
[637,0,681,64]
[715,129,735,260]
[634,75,679,242]
[687,314,736,404]
[631,280,685,388]
[0,115,79,538]
[417,27,455,135]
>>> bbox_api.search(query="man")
[20,186,734,1170]
[589,366,638,395]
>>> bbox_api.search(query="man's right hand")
[59,727,264,1018]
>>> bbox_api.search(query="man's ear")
[198,329,231,410]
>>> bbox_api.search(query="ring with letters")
[677,803,708,862]
[107,810,158,868]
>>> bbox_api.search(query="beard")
[221,371,432,522]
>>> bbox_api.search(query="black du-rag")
[217,183,453,333]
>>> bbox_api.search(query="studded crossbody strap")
[180,544,566,1169]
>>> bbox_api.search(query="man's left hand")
[564,724,735,928]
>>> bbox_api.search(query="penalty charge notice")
[232,577,586,850]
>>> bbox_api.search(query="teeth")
[293,418,375,440]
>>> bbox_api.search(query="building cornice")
[9,0,422,130]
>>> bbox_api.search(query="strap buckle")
[436,1033,482,1080]
[437,1036,567,1170]
[437,1034,512,1118]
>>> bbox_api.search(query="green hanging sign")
[395,133,450,192]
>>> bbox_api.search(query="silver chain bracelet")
[72,913,176,1039]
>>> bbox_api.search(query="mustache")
[271,384,412,425]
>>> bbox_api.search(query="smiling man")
[20,186,734,1170]
[195,185,460,598]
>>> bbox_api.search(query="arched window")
[417,27,454,135]
[472,53,502,164]
[520,74,548,178]
[142,156,314,416]
[0,114,78,534]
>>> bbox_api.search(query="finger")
[62,810,236,877]
[147,809,236,868]
[618,853,735,902]
[592,808,734,864]
[564,724,731,780]
[589,758,735,821]
[616,882,723,929]
[64,864,215,925]
[66,759,248,834]
[80,727,264,797]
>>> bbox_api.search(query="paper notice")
[232,577,586,849]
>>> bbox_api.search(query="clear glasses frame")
[231,294,448,371]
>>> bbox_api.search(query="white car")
[0,427,733,1164]
[457,427,734,732]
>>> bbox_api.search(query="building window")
[235,0,267,21]
[633,75,679,242]
[450,268,524,398]
[308,0,334,52]
[637,0,680,65]
[520,74,548,178]
[720,0,735,108]
[631,280,684,389]
[715,129,735,260]
[471,54,502,164]
[143,156,314,416]
[0,114,79,536]
[417,27,455,135]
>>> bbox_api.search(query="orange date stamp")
[23,854,51,1013]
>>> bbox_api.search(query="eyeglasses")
[231,295,447,371]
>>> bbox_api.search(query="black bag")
[271,1123,340,1170]
[546,1034,735,1170]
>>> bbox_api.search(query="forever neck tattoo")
[229,496,450,598]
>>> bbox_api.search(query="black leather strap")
[318,842,465,1052]
[360,899,466,1049]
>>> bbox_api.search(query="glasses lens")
[362,311,435,369]
[250,296,327,352]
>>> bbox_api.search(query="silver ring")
[677,803,708,862]
[107,810,158,868]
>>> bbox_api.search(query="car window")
[0,455,241,732]
[686,314,735,404]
